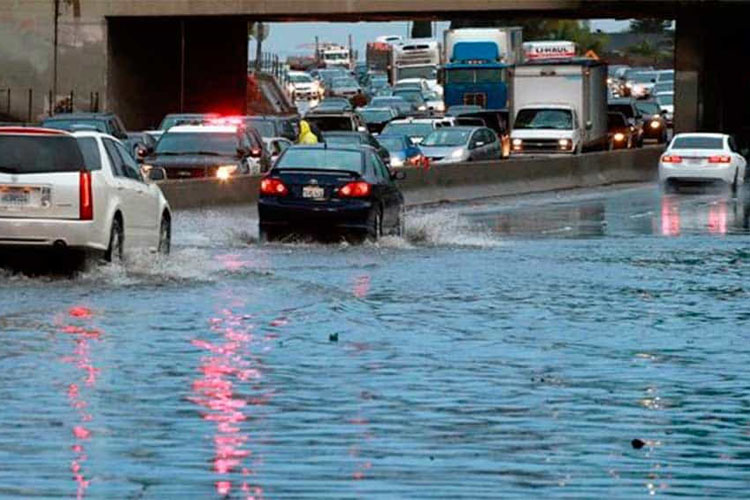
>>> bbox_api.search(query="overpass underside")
[1,1,749,134]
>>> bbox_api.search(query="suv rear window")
[0,135,85,174]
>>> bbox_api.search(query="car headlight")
[451,149,465,159]
[512,138,523,149]
[390,157,404,167]
[436,102,446,112]
[418,105,427,111]
[216,165,239,180]
[614,132,625,142]
[558,138,572,149]
[650,120,661,129]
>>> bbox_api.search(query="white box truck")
[510,57,608,155]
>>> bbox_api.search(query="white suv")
[0,127,171,261]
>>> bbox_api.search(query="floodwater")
[2,184,750,498]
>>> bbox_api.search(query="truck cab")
[510,104,581,154]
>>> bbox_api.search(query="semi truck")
[442,27,523,109]
[510,47,608,155]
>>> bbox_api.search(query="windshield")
[305,116,354,132]
[422,129,471,147]
[396,66,437,80]
[377,136,407,152]
[514,109,574,130]
[607,113,627,128]
[0,135,85,174]
[635,101,661,116]
[624,68,653,80]
[289,74,313,83]
[324,134,364,146]
[246,120,276,138]
[332,78,358,88]
[324,52,349,61]
[658,71,674,83]
[656,94,673,106]
[671,136,724,150]
[276,148,363,172]
[43,119,108,133]
[445,68,505,84]
[359,110,393,123]
[632,72,657,83]
[393,90,425,105]
[382,123,433,138]
[394,82,421,91]
[609,104,635,119]
[370,76,388,86]
[155,132,237,155]
[372,98,406,108]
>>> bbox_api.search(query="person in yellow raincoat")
[298,120,319,144]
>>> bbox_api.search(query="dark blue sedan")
[258,145,405,242]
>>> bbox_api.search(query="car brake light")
[662,155,682,163]
[708,155,731,164]
[250,148,261,157]
[407,154,424,166]
[260,178,288,196]
[338,181,371,198]
[79,170,93,220]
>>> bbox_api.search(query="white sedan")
[659,133,747,192]
[0,127,171,261]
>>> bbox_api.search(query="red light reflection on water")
[708,202,728,235]
[56,306,102,499]
[352,275,371,299]
[660,197,681,236]
[190,308,282,498]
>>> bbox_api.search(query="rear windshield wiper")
[188,151,224,156]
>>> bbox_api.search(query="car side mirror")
[391,170,406,181]
[145,166,167,182]
[472,141,485,149]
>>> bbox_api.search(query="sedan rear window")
[0,135,85,174]
[276,149,363,173]
[305,116,354,132]
[76,137,102,171]
[672,136,724,150]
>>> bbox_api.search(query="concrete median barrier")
[157,146,663,210]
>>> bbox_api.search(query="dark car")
[143,124,261,179]
[42,112,128,140]
[124,131,157,162]
[634,99,668,143]
[608,98,645,147]
[392,89,428,113]
[369,96,412,118]
[244,116,297,141]
[607,112,637,150]
[322,130,392,166]
[305,112,365,133]
[357,107,397,134]
[258,145,406,242]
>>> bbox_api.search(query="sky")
[261,20,632,58]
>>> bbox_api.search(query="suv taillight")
[79,170,93,220]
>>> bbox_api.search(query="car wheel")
[259,227,279,243]
[105,217,124,263]
[367,207,383,241]
[158,214,171,255]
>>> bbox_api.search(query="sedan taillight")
[337,181,371,198]
[79,170,93,220]
[661,155,682,164]
[708,155,731,164]
[260,178,288,196]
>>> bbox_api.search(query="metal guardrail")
[249,52,290,87]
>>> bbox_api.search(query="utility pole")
[255,22,263,72]
[348,34,353,66]
[52,0,60,112]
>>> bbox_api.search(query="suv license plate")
[303,186,325,199]
[1,190,30,206]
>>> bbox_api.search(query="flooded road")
[3,184,750,498]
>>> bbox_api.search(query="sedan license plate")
[0,187,31,206]
[303,186,325,199]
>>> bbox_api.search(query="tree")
[625,39,671,66]
[629,19,671,33]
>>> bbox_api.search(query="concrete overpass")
[0,0,746,135]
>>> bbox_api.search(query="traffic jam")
[1,24,719,265]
